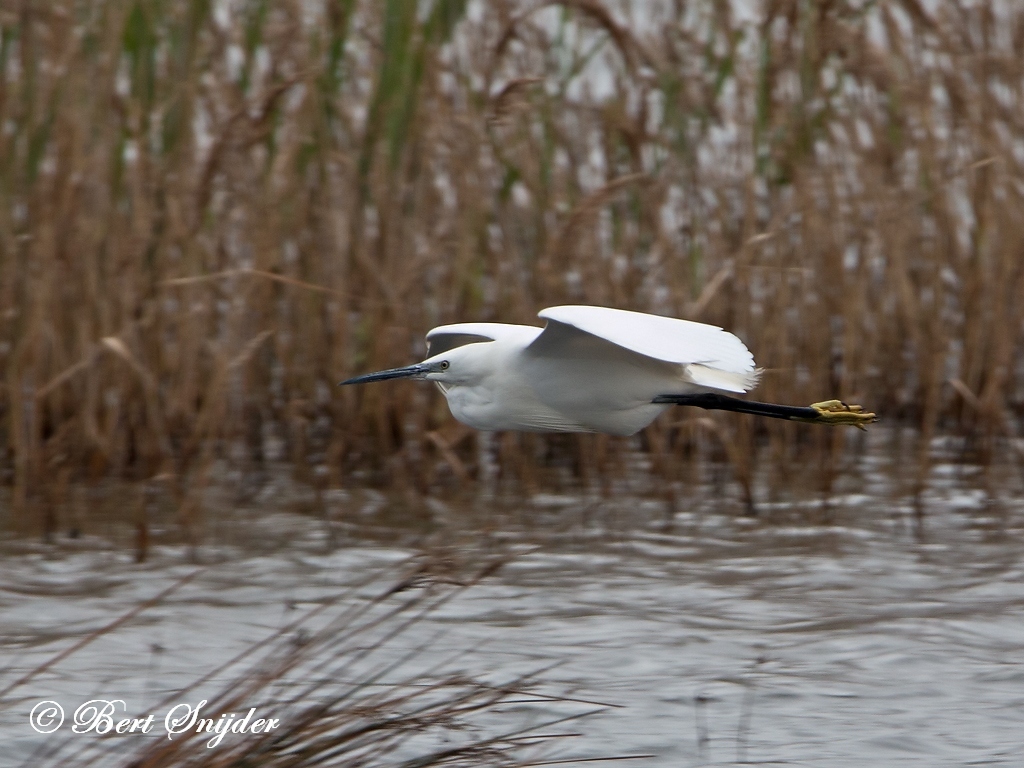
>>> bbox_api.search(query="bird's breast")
[438,381,587,433]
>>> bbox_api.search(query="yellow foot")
[806,400,877,429]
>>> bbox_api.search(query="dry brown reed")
[2,0,1024,532]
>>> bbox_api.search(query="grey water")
[2,447,1024,766]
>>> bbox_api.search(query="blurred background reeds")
[2,0,1024,538]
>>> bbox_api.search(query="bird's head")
[339,345,489,388]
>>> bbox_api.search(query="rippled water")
[2,450,1024,766]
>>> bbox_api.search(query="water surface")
[2,453,1023,766]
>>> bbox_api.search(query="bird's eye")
[439,360,450,370]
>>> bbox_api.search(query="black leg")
[653,393,877,426]
[653,393,818,421]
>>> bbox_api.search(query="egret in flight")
[340,306,875,435]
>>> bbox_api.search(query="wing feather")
[425,322,538,357]
[530,305,758,393]
[535,305,755,373]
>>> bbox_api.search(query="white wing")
[426,322,539,357]
[531,305,758,393]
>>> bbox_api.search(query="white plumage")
[344,305,762,436]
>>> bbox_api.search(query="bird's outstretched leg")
[653,393,877,429]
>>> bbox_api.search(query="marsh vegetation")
[1,0,1023,539]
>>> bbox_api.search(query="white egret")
[340,305,875,435]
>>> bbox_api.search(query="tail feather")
[685,364,762,394]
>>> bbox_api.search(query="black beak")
[339,363,429,386]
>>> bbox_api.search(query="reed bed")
[2,0,1023,534]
